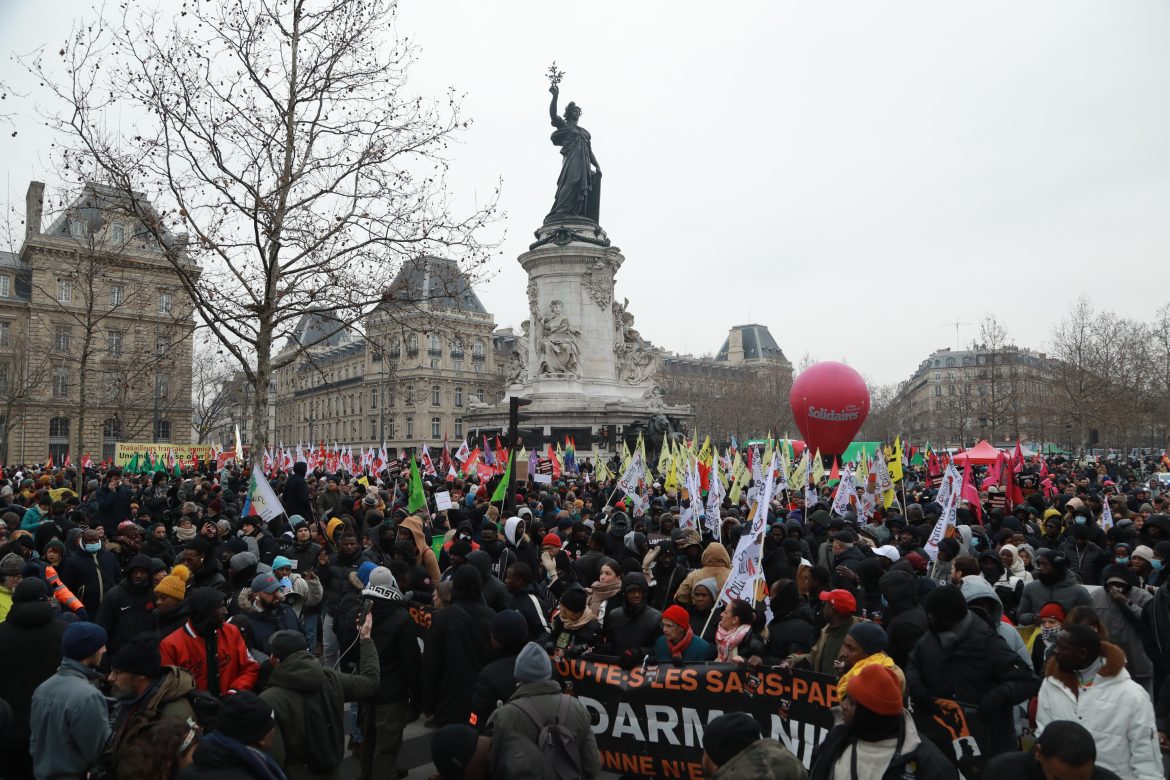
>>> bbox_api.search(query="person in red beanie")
[653,604,714,663]
[1029,601,1066,674]
[809,664,957,780]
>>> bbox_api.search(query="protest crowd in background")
[1,435,1170,780]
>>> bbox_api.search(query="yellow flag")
[637,433,648,468]
[595,458,609,483]
[620,439,632,471]
[855,453,869,486]
[656,437,672,477]
[811,449,825,485]
[664,449,680,491]
[789,450,808,489]
[697,435,712,465]
[889,437,904,483]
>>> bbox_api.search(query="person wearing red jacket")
[160,587,259,696]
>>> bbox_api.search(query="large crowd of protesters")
[0,447,1169,779]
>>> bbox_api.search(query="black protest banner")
[550,657,995,780]
[551,658,838,778]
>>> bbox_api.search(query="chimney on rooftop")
[26,181,45,238]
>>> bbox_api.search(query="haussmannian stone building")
[0,181,197,464]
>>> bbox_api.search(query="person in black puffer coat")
[0,578,66,779]
[602,572,662,667]
[421,566,494,727]
[280,461,313,523]
[764,578,816,662]
[878,568,929,670]
[469,609,528,731]
[466,549,511,612]
[645,540,688,612]
[95,554,158,657]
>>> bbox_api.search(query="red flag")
[547,444,561,479]
[960,456,982,524]
[1013,441,1024,474]
[829,458,840,482]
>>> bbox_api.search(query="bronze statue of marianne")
[545,82,602,224]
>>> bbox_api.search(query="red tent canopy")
[951,440,1004,465]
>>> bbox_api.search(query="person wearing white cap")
[873,545,901,568]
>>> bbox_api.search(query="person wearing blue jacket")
[654,603,715,663]
[30,622,111,779]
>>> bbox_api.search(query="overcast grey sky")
[3,0,1168,385]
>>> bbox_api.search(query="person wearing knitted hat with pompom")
[808,664,957,780]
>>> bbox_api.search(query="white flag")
[925,465,963,561]
[1101,499,1114,531]
[246,469,286,522]
[616,450,646,498]
[831,468,856,517]
[719,453,779,607]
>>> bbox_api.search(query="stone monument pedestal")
[463,217,690,451]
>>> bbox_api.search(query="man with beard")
[238,572,304,661]
[280,515,322,572]
[319,530,370,670]
[1018,548,1092,625]
[1036,625,1162,779]
[160,587,259,695]
[102,631,196,777]
[96,554,159,657]
[365,522,400,567]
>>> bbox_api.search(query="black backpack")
[300,688,346,772]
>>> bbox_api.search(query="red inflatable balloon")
[789,362,870,457]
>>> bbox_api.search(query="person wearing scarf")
[547,587,601,657]
[998,543,1033,583]
[585,559,622,627]
[654,604,713,663]
[715,599,761,664]
[835,622,906,699]
[1029,601,1066,675]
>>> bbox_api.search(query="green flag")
[407,456,427,514]
[491,452,513,504]
[127,452,140,474]
[173,457,182,478]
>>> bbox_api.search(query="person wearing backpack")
[486,642,600,780]
[259,619,380,779]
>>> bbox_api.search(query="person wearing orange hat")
[808,664,957,780]
[782,588,861,676]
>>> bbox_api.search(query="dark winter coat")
[0,597,65,771]
[105,666,196,777]
[178,732,290,780]
[467,550,511,611]
[368,597,421,707]
[603,575,662,659]
[906,612,1040,755]
[546,614,603,658]
[94,484,133,536]
[809,712,958,780]
[421,567,494,726]
[764,606,816,661]
[878,570,929,670]
[470,650,520,731]
[509,582,552,645]
[95,577,158,655]
[60,547,123,613]
[1017,568,1092,625]
[319,549,370,616]
[281,472,313,521]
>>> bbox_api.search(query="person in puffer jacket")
[673,542,731,605]
[877,569,928,670]
[959,573,1031,665]
[601,572,662,667]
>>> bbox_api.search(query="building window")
[405,385,414,405]
[430,359,439,370]
[0,276,9,298]
[454,417,463,437]
[370,417,377,439]
[428,334,442,357]
[934,384,942,396]
[431,385,440,406]
[110,285,124,307]
[431,417,441,439]
[452,358,463,372]
[107,329,123,356]
[103,370,119,400]
[54,325,71,352]
[473,340,485,360]
[102,418,121,462]
[69,219,85,238]
[110,224,125,244]
[156,334,168,356]
[57,281,72,303]
[160,293,172,314]
[405,416,414,439]
[454,386,463,407]
[389,337,401,359]
[157,374,170,400]
[387,420,396,438]
[49,416,70,463]
[0,362,7,395]
[0,322,9,347]
[155,419,172,442]
[406,333,418,357]
[371,388,377,409]
[52,369,69,398]
[477,388,485,405]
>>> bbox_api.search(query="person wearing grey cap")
[485,642,600,778]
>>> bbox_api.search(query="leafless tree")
[191,337,237,444]
[0,351,51,465]
[25,0,500,456]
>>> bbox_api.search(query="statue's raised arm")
[549,84,564,128]
[543,68,601,224]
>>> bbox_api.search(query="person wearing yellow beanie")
[154,565,188,638]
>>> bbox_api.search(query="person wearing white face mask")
[1028,602,1066,675]
[60,527,122,615]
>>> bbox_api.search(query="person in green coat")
[260,612,380,780]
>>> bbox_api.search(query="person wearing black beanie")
[181,691,286,779]
[106,632,197,778]
[95,554,158,657]
[469,610,527,730]
[701,712,804,778]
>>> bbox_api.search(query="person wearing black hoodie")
[281,461,313,522]
[764,578,815,661]
[503,563,550,645]
[466,549,510,612]
[95,554,158,657]
[602,572,662,667]
[0,578,65,779]
[421,566,494,727]
[644,540,688,612]
[878,568,929,670]
[469,609,528,731]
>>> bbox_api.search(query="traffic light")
[508,396,533,450]
[596,425,610,448]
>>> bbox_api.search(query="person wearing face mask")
[1029,602,1065,674]
[1106,542,1133,582]
[60,527,123,616]
[438,520,480,573]
[1017,549,1092,626]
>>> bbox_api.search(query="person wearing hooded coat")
[907,585,1039,756]
[643,540,688,612]
[470,609,528,731]
[96,554,158,657]
[1092,564,1154,694]
[877,569,928,671]
[397,515,442,584]
[960,574,1031,666]
[764,579,815,661]
[673,542,732,605]
[466,549,511,612]
[282,461,314,522]
[1017,548,1093,625]
[602,572,662,666]
[502,516,541,574]
[421,566,494,727]
[0,578,66,778]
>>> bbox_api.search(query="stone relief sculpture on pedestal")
[612,298,657,384]
[584,256,614,309]
[536,300,581,377]
[505,320,530,386]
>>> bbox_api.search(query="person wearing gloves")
[1092,564,1154,693]
[1036,624,1163,780]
